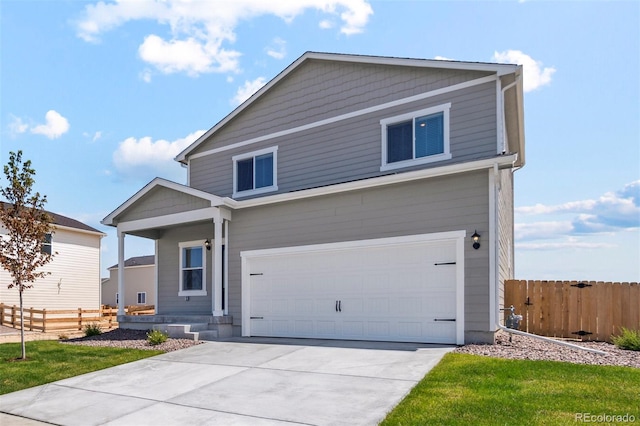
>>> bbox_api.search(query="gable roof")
[0,201,103,235]
[175,51,522,164]
[108,255,154,270]
[101,177,234,227]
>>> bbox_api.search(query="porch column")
[117,229,125,316]
[212,216,224,317]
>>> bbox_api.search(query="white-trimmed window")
[381,103,451,171]
[232,146,278,198]
[137,292,146,304]
[179,240,207,296]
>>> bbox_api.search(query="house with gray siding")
[102,52,525,344]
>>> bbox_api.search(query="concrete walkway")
[0,337,453,425]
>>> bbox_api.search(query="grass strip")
[382,353,640,426]
[0,340,162,395]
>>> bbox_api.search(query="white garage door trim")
[241,230,465,344]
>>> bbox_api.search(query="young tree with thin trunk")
[0,151,55,360]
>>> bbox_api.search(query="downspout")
[500,76,521,154]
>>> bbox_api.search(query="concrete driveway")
[0,337,453,425]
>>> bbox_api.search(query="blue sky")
[1,0,638,281]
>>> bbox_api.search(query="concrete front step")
[152,323,220,342]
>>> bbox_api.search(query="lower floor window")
[179,241,207,296]
[137,292,146,304]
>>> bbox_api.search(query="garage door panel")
[247,235,461,344]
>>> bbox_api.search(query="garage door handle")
[335,301,338,312]
[434,318,456,321]
[338,300,341,312]
[250,316,264,320]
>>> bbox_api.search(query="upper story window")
[178,240,207,296]
[232,146,278,198]
[42,233,52,255]
[380,103,451,171]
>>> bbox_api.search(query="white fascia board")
[176,51,516,163]
[230,155,518,210]
[307,52,519,75]
[102,177,230,226]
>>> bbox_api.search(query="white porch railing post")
[213,216,224,317]
[117,229,126,316]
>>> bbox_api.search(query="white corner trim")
[187,75,497,161]
[488,166,497,331]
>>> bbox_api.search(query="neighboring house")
[102,255,155,307]
[0,203,105,310]
[103,52,525,344]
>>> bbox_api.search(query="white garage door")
[242,232,464,344]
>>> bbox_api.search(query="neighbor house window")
[232,147,278,197]
[42,233,52,255]
[115,293,119,305]
[137,292,146,304]
[179,241,207,296]
[381,103,451,171]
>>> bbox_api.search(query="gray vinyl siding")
[497,168,514,320]
[190,81,497,198]
[226,170,491,335]
[156,223,214,315]
[117,187,211,223]
[192,60,494,156]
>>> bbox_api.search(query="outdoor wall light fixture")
[204,239,211,250]
[471,231,481,250]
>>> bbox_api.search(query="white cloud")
[112,129,205,182]
[8,115,28,136]
[232,77,267,106]
[29,110,70,139]
[266,37,287,60]
[492,50,556,92]
[434,56,453,61]
[76,0,373,77]
[319,19,333,29]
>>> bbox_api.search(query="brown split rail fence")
[0,304,155,333]
[505,280,639,342]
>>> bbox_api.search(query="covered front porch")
[102,178,235,338]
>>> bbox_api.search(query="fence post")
[29,307,34,331]
[78,308,82,331]
[0,303,3,326]
[11,305,16,328]
[42,309,47,332]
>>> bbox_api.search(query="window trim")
[178,240,207,297]
[137,292,147,305]
[232,146,278,198]
[380,103,452,172]
[42,233,53,255]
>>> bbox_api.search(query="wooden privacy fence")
[505,280,639,342]
[0,304,155,333]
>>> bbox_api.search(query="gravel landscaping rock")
[60,328,638,368]
[455,330,639,368]
[60,328,201,352]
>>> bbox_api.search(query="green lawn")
[382,353,640,426]
[0,340,162,395]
